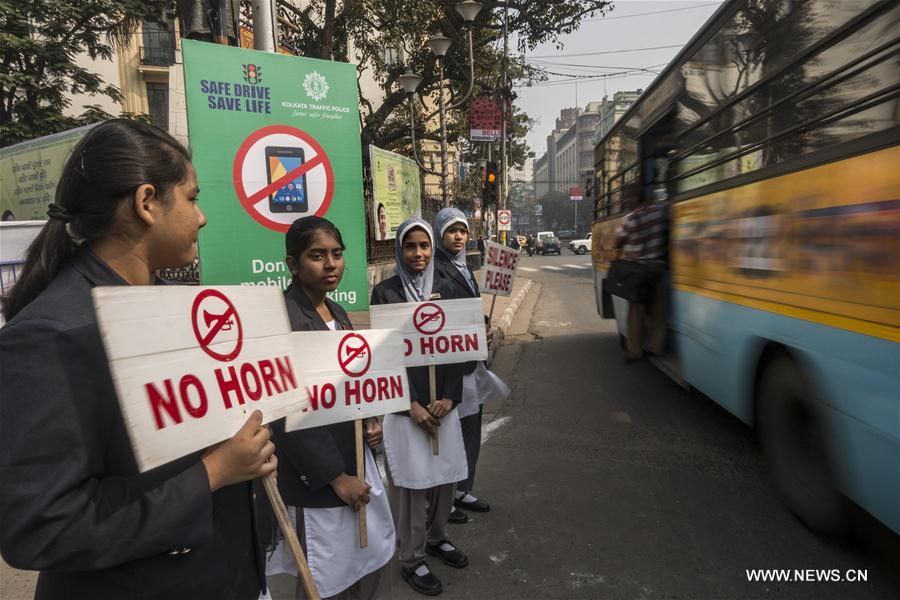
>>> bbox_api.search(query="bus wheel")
[757,355,848,536]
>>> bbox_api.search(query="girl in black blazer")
[370,219,469,597]
[432,208,494,521]
[267,216,394,599]
[0,119,275,600]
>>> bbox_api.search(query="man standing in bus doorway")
[615,181,670,361]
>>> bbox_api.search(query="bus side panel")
[670,148,900,532]
[670,290,757,424]
[673,289,900,534]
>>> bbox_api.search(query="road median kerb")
[496,278,533,340]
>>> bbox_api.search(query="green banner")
[182,40,368,310]
[369,145,422,240]
[0,125,94,222]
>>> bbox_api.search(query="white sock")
[439,542,456,552]
[461,493,478,504]
[415,564,430,576]
[455,490,466,500]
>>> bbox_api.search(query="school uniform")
[370,275,467,571]
[433,252,484,494]
[0,246,269,600]
[266,282,394,600]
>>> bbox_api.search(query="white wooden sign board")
[481,240,520,297]
[285,329,410,432]
[369,298,488,367]
[92,285,306,472]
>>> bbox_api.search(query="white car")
[568,232,592,255]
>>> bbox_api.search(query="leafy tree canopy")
[276,0,612,168]
[0,0,175,146]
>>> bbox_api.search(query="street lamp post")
[402,2,482,208]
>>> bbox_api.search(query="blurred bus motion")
[591,0,899,536]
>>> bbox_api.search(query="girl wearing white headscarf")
[370,219,470,597]
[432,208,509,523]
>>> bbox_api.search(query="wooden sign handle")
[428,365,439,455]
[354,419,368,548]
[262,425,320,600]
[262,472,321,600]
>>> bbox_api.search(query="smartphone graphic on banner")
[265,146,309,213]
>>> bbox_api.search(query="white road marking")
[542,265,563,271]
[563,264,590,269]
[518,267,538,272]
[482,416,512,443]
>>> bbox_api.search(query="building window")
[146,82,169,130]
[141,19,176,67]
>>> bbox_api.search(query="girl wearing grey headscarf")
[432,208,510,522]
[370,218,471,596]
[434,208,477,295]
[393,218,435,302]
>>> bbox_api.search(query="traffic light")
[483,161,498,206]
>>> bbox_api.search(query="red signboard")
[469,97,510,142]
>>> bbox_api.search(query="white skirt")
[383,407,468,489]
[458,362,510,419]
[265,450,395,598]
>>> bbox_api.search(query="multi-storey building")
[533,92,642,203]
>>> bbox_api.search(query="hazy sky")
[515,0,725,158]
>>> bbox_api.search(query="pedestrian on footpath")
[432,208,503,524]
[370,219,469,596]
[265,216,395,599]
[0,119,276,600]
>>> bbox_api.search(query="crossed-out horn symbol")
[204,310,234,331]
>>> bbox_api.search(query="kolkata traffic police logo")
[303,71,329,101]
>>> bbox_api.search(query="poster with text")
[369,145,421,240]
[183,40,368,310]
[0,124,95,222]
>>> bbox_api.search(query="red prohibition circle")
[413,303,445,335]
[232,125,335,233]
[338,333,371,377]
[498,211,511,225]
[191,289,244,362]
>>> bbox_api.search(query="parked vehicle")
[568,232,592,255]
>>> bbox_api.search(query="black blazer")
[433,252,481,375]
[369,275,463,410]
[270,283,363,509]
[0,247,268,600]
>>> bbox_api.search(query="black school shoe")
[426,539,469,568]
[448,507,469,524]
[454,495,491,512]
[402,561,443,596]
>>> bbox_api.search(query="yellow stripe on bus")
[674,282,900,343]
